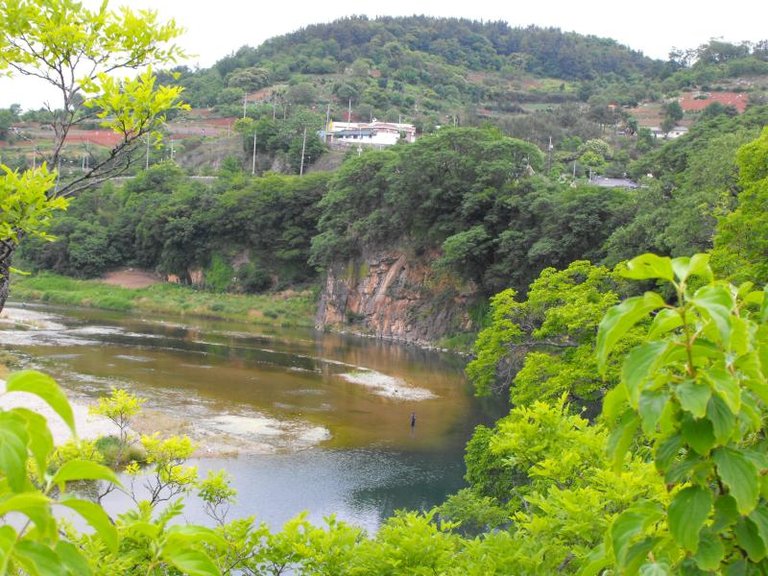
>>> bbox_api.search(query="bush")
[236,262,272,293]
[204,254,234,293]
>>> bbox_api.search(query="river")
[0,303,502,532]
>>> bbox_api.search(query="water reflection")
[1,302,504,529]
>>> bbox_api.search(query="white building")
[323,120,416,147]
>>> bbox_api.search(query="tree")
[661,100,684,135]
[466,261,621,413]
[711,126,768,284]
[226,66,271,91]
[0,0,187,312]
[587,252,768,573]
[0,103,19,139]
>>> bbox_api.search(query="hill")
[1,16,767,176]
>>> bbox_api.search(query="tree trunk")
[0,240,17,314]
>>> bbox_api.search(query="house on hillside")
[651,126,689,139]
[589,175,640,189]
[321,120,416,148]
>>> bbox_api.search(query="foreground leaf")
[6,371,75,434]
[668,486,712,553]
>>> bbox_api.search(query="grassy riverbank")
[10,273,318,328]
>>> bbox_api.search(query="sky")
[1,0,765,110]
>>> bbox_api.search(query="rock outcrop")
[316,248,478,346]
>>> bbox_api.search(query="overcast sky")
[1,0,765,109]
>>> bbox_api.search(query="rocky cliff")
[315,248,478,346]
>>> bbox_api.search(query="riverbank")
[10,272,317,329]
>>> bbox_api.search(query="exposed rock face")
[316,248,478,346]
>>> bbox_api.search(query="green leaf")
[681,416,715,456]
[55,541,92,576]
[602,384,628,424]
[576,543,609,576]
[13,540,67,576]
[729,315,749,356]
[0,525,17,574]
[742,449,768,473]
[761,285,768,324]
[13,408,53,478]
[0,412,30,492]
[743,343,768,405]
[638,390,670,436]
[607,409,640,472]
[691,285,735,346]
[668,485,712,552]
[165,524,227,549]
[625,538,660,574]
[714,448,759,515]
[622,253,674,282]
[675,380,711,419]
[51,459,120,489]
[736,351,768,403]
[707,395,736,445]
[597,292,666,372]
[671,253,712,284]
[623,341,669,406]
[0,493,54,537]
[724,559,747,576]
[655,434,683,472]
[162,546,221,576]
[706,367,741,415]
[639,562,671,575]
[711,494,740,532]
[610,501,664,565]
[693,530,724,571]
[58,497,118,553]
[665,453,701,485]
[647,308,684,340]
[748,508,768,546]
[734,517,766,562]
[6,370,75,434]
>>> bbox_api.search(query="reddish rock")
[316,248,478,346]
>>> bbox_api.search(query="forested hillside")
[11,15,768,346]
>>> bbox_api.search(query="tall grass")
[10,273,317,328]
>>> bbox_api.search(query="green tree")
[712,126,768,284]
[0,103,19,139]
[661,100,684,134]
[0,0,186,312]
[587,252,768,573]
[226,66,271,91]
[466,260,621,412]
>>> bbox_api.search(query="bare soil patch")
[101,268,162,289]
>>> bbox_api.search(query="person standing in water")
[410,411,416,428]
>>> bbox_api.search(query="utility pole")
[547,136,553,173]
[252,131,257,175]
[324,103,331,143]
[299,127,307,176]
[243,93,247,119]
[347,97,352,123]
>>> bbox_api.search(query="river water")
[0,303,501,532]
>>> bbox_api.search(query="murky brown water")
[1,302,503,529]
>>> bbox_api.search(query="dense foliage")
[0,0,186,312]
[19,163,330,291]
[311,127,632,295]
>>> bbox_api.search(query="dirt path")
[101,268,162,289]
